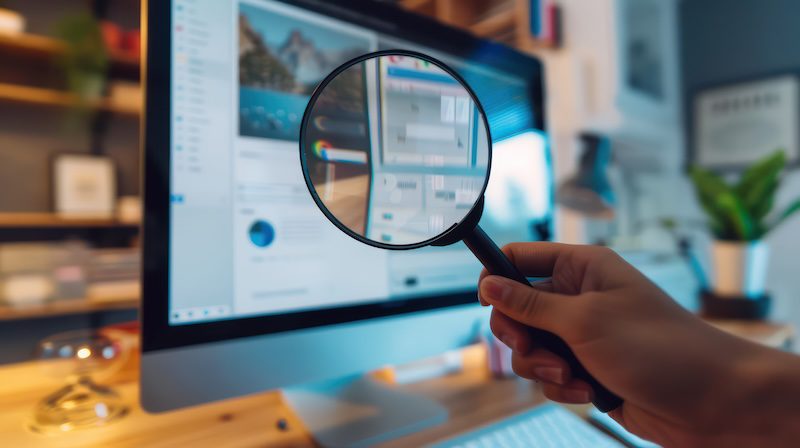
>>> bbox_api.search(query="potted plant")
[0,1,25,35]
[55,13,109,102]
[690,151,800,299]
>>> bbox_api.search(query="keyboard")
[431,403,625,448]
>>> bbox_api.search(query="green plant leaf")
[690,167,740,238]
[736,151,785,219]
[748,180,777,222]
[54,13,109,101]
[715,191,755,240]
[690,168,728,212]
[767,199,800,233]
[736,151,785,195]
[742,174,778,227]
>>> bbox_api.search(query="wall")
[679,0,800,329]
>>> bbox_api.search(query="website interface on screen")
[368,57,488,244]
[169,0,549,325]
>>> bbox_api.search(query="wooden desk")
[0,346,546,448]
[0,321,792,447]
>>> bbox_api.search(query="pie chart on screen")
[249,220,275,248]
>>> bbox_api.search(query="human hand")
[479,242,799,448]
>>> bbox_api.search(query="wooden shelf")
[469,8,516,38]
[0,32,140,74]
[399,0,558,50]
[0,32,62,57]
[0,83,140,116]
[0,296,138,321]
[0,213,139,229]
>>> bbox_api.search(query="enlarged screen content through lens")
[168,0,547,325]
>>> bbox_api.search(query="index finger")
[500,242,582,277]
[478,242,571,305]
[479,241,578,282]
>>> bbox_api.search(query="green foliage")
[690,151,800,241]
[55,13,109,101]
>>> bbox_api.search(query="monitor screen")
[165,0,551,326]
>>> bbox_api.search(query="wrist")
[729,343,800,441]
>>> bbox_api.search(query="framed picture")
[693,75,799,170]
[53,154,117,218]
[616,0,680,122]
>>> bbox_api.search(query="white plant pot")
[0,8,25,35]
[710,240,769,298]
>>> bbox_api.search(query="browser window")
[168,0,548,325]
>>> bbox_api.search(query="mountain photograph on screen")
[238,2,372,141]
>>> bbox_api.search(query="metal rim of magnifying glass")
[299,49,494,251]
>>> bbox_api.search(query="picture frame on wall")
[615,0,681,122]
[693,75,799,170]
[52,154,117,218]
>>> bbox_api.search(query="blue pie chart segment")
[249,220,275,248]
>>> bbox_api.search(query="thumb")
[480,275,571,335]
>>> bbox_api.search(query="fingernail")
[481,276,511,303]
[533,367,564,384]
[563,389,591,403]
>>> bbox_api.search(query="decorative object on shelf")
[529,0,561,47]
[85,248,140,302]
[556,133,615,219]
[100,20,123,53]
[0,242,89,307]
[0,244,58,307]
[55,13,109,102]
[53,154,117,219]
[30,329,130,433]
[0,0,25,35]
[694,75,799,170]
[116,195,141,224]
[108,80,141,112]
[100,21,140,60]
[123,29,141,59]
[690,151,800,318]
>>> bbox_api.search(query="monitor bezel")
[141,0,547,353]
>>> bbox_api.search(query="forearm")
[731,343,800,445]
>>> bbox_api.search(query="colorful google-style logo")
[313,140,331,159]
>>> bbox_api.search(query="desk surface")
[0,346,546,448]
[0,321,793,447]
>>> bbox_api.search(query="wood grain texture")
[0,346,546,448]
[0,83,140,116]
[0,213,139,228]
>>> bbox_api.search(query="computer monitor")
[141,0,549,442]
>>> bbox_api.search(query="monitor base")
[282,375,448,448]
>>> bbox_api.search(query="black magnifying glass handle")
[463,225,623,413]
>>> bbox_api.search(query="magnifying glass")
[299,50,622,413]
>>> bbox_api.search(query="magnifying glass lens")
[300,53,490,248]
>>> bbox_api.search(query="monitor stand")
[283,374,448,447]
